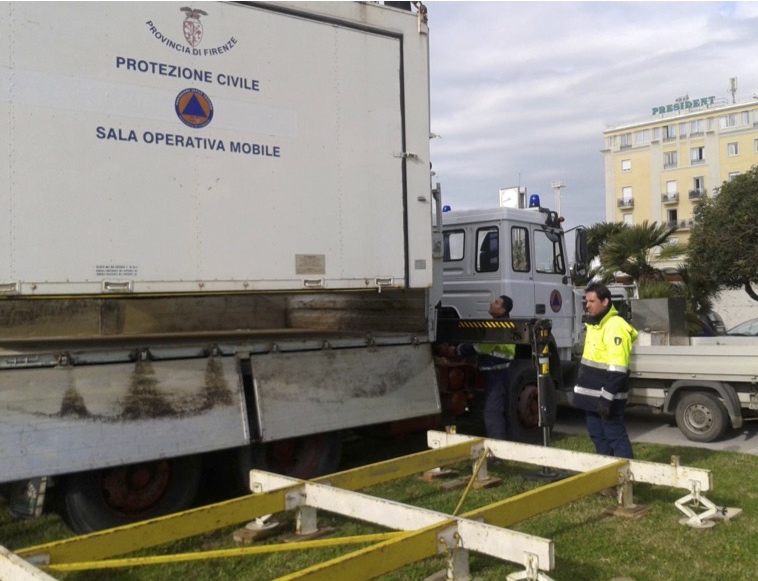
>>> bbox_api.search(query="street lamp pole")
[551,180,565,216]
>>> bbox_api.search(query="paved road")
[553,406,758,455]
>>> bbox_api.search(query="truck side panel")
[253,344,440,441]
[0,357,248,481]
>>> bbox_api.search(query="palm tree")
[599,220,683,285]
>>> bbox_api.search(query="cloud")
[428,1,758,230]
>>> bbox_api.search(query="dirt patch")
[59,387,89,417]
[200,356,233,410]
[121,360,176,419]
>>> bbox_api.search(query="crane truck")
[435,197,758,446]
[0,1,441,533]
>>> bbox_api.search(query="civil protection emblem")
[181,7,207,47]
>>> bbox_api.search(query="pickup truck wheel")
[59,455,202,534]
[238,432,342,488]
[509,361,556,444]
[675,392,728,443]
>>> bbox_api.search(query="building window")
[663,125,676,141]
[690,146,705,165]
[621,159,631,172]
[690,120,704,135]
[754,138,758,153]
[620,133,632,149]
[679,123,687,138]
[622,213,633,225]
[666,209,678,228]
[728,142,739,156]
[664,150,678,168]
[729,172,740,181]
[634,129,650,144]
[742,111,750,125]
[622,186,632,201]
[719,114,737,129]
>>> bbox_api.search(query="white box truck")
[0,1,440,532]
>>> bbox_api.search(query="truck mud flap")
[251,344,440,441]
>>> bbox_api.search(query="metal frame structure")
[7,430,737,581]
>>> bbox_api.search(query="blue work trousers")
[483,368,510,440]
[585,406,633,459]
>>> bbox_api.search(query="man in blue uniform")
[453,295,516,440]
[573,283,638,458]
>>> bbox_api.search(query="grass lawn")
[1,431,756,581]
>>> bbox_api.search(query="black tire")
[508,360,556,444]
[236,432,342,490]
[59,455,202,534]
[675,392,729,443]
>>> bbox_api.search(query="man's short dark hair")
[585,282,612,302]
[500,295,513,314]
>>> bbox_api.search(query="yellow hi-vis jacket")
[573,305,638,414]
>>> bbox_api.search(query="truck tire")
[675,392,729,443]
[509,361,556,444]
[237,432,342,489]
[59,455,202,534]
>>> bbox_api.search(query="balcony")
[689,189,707,200]
[691,158,706,166]
[617,197,634,208]
[661,192,679,203]
[663,162,678,169]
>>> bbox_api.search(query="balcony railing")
[691,158,706,166]
[663,162,678,169]
[689,189,707,200]
[617,197,634,208]
[661,192,679,203]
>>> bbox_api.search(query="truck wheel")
[675,392,728,442]
[59,455,202,534]
[509,361,556,444]
[237,432,342,488]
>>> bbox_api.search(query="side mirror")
[574,227,588,277]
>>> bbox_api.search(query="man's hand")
[597,398,611,419]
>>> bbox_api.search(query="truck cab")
[438,201,576,362]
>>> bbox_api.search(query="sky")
[426,1,758,231]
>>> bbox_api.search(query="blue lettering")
[96,126,137,142]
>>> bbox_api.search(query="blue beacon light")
[528,194,541,208]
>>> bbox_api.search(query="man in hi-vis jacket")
[573,283,638,458]
[452,295,516,440]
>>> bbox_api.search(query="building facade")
[603,96,758,242]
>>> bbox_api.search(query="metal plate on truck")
[252,344,440,441]
[0,356,248,481]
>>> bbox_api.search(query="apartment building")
[603,95,758,242]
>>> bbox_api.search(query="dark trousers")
[585,406,633,459]
[483,368,510,440]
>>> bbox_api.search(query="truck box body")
[0,1,440,525]
[1,1,432,295]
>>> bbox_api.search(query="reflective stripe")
[579,359,629,374]
[608,364,629,373]
[580,358,607,370]
[574,386,628,400]
[479,363,511,371]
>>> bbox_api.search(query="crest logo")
[181,7,208,47]
[175,88,214,128]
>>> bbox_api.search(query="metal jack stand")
[522,321,570,484]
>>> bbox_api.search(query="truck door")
[508,225,536,320]
[531,226,572,349]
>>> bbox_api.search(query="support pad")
[423,570,472,581]
[520,469,570,484]
[423,468,459,481]
[283,526,337,543]
[472,476,502,490]
[232,519,282,544]
[603,503,652,519]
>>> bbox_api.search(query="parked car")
[727,317,758,336]
[698,311,726,336]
